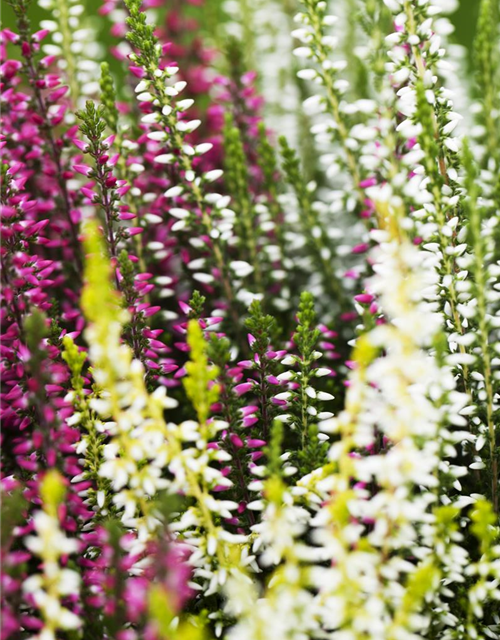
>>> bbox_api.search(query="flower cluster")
[2,0,500,638]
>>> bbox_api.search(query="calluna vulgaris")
[1,0,500,638]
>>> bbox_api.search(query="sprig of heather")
[118,250,168,383]
[75,101,171,378]
[124,0,241,310]
[99,62,120,134]
[311,197,470,639]
[4,0,83,265]
[207,332,257,528]
[275,292,332,472]
[80,220,177,538]
[62,336,112,518]
[461,143,500,511]
[380,0,500,505]
[226,424,317,640]
[99,17,260,323]
[169,321,256,609]
[80,221,250,602]
[342,0,473,407]
[242,300,285,441]
[279,137,344,306]
[76,100,131,258]
[293,0,374,210]
[382,4,463,210]
[98,62,154,275]
[22,471,82,639]
[223,115,262,290]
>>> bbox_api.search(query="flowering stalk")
[223,115,262,289]
[62,336,111,516]
[207,332,256,527]
[80,220,176,537]
[378,0,480,404]
[293,0,367,204]
[279,137,343,302]
[6,0,83,267]
[76,100,124,258]
[124,0,239,310]
[312,196,469,638]
[22,471,82,639]
[277,292,332,467]
[462,142,499,511]
[242,300,283,440]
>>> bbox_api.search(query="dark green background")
[454,0,479,53]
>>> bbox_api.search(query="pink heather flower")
[241,405,259,416]
[230,434,244,448]
[126,227,144,237]
[73,164,93,177]
[246,439,266,448]
[351,243,370,254]
[73,139,90,153]
[234,382,254,396]
[354,293,374,304]
[32,29,50,42]
[1,28,20,43]
[358,177,377,188]
[242,415,258,427]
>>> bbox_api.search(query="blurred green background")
[454,0,480,53]
[2,0,479,55]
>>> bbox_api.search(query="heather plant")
[1,0,500,639]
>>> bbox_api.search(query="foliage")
[1,0,500,639]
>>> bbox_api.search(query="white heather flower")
[23,511,81,637]
[307,198,468,637]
